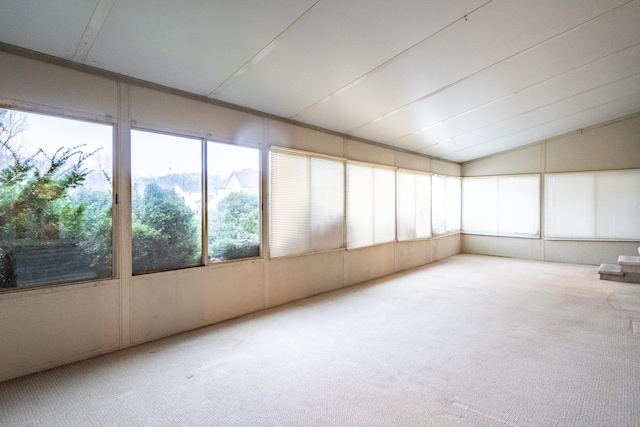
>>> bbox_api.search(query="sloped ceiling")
[0,0,639,162]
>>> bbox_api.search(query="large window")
[347,162,396,249]
[397,169,431,241]
[432,175,461,235]
[131,130,202,274]
[0,109,113,289]
[462,175,540,237]
[208,142,260,261]
[270,148,344,258]
[544,170,640,240]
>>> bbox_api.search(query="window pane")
[208,142,260,261]
[462,175,539,237]
[374,168,396,243]
[431,175,446,234]
[608,171,640,239]
[595,173,618,239]
[446,177,461,233]
[270,149,344,258]
[131,130,202,274]
[432,175,460,235]
[545,170,640,241]
[397,171,417,241]
[347,164,374,248]
[270,152,311,257]
[544,173,594,239]
[595,171,640,240]
[397,170,431,241]
[0,109,113,289]
[310,157,344,252]
[498,176,539,236]
[415,173,432,239]
[462,178,498,234]
[347,163,395,249]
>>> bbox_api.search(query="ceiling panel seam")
[386,43,640,145]
[206,0,321,98]
[289,0,495,121]
[345,0,637,135]
[421,75,640,153]
[72,0,117,63]
[2,0,637,164]
[0,40,459,166]
[435,89,640,160]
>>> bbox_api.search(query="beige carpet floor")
[1,254,639,426]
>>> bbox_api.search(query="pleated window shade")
[544,170,640,240]
[347,162,396,249]
[397,170,431,241]
[432,175,461,235]
[269,149,344,258]
[462,175,540,237]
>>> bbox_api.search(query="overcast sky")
[17,111,258,179]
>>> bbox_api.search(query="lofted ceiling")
[0,0,639,163]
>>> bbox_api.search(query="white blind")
[269,149,344,258]
[311,157,345,252]
[432,175,461,235]
[462,175,540,237]
[397,170,431,241]
[347,163,396,249]
[545,170,640,240]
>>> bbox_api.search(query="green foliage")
[0,139,98,241]
[209,191,260,260]
[0,245,17,288]
[67,187,113,276]
[0,109,113,287]
[132,183,201,273]
[0,108,262,286]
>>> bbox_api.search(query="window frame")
[130,127,205,274]
[206,139,262,263]
[0,106,116,290]
[130,127,264,274]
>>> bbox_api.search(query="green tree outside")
[0,109,112,287]
[209,191,260,261]
[1,109,261,287]
[132,183,202,273]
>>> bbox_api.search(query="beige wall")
[461,113,640,264]
[0,51,460,382]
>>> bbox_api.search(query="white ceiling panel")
[439,93,640,162]
[293,0,631,132]
[0,0,100,59]
[85,0,317,94]
[351,1,640,143]
[394,44,640,151]
[0,0,638,162]
[211,0,488,118]
[422,74,640,160]
[426,75,640,159]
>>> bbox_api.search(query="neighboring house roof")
[209,175,227,190]
[216,169,259,191]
